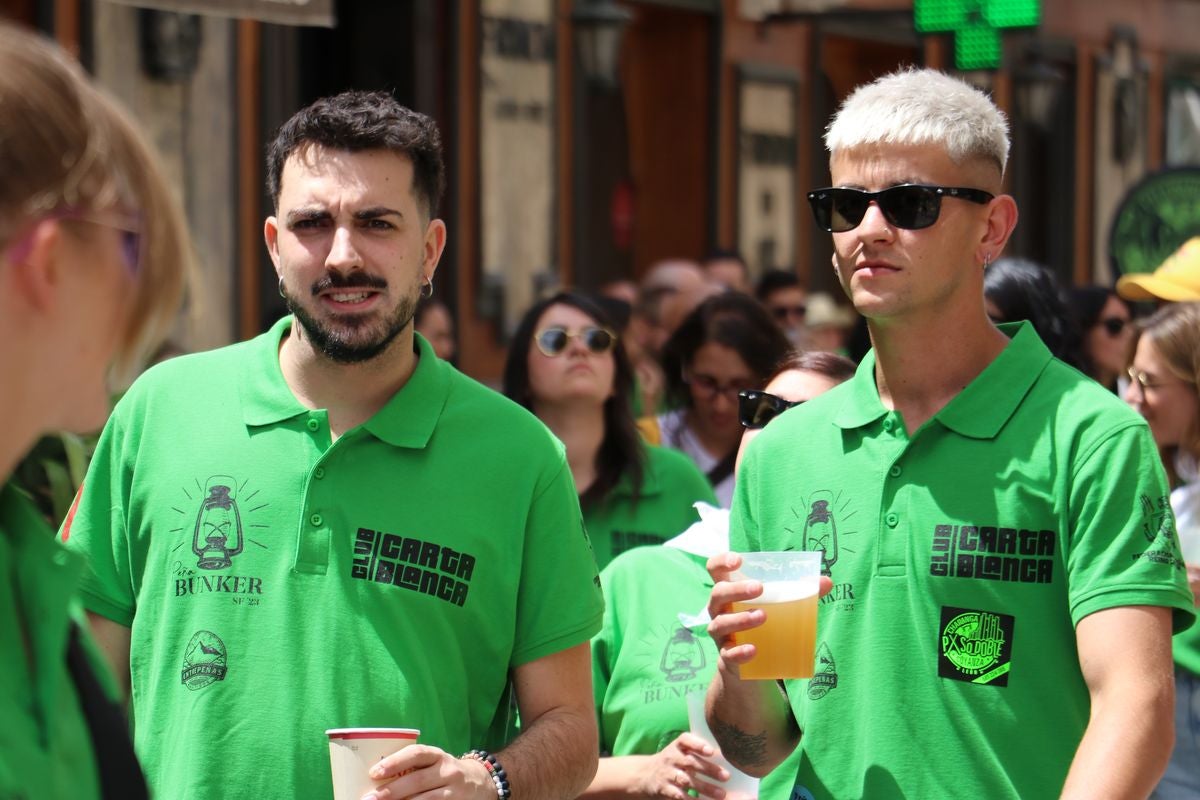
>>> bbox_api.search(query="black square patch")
[938,606,1014,687]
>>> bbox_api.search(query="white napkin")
[664,502,730,632]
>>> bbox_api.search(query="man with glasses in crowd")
[755,269,808,345]
[61,90,604,800]
[704,67,1195,798]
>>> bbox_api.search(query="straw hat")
[1116,237,1200,302]
[805,292,856,330]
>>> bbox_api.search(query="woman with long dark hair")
[643,292,791,506]
[1069,285,1134,391]
[504,292,715,569]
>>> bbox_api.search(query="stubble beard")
[282,273,420,365]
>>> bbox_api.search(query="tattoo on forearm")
[709,715,769,768]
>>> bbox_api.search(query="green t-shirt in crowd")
[583,445,715,569]
[732,322,1195,800]
[62,318,604,800]
[0,483,111,800]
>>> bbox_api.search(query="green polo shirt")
[0,484,106,800]
[62,317,604,800]
[584,445,715,570]
[732,322,1194,800]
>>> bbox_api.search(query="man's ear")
[978,194,1019,265]
[264,215,282,275]
[422,218,447,285]
[7,220,64,312]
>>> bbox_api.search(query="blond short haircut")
[0,21,191,378]
[824,67,1011,177]
[1135,302,1200,459]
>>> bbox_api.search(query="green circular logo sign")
[941,611,1004,675]
[1109,167,1200,277]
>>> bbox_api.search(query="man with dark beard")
[60,91,604,800]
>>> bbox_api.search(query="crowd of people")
[6,18,1200,800]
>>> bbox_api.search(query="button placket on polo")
[876,411,909,575]
[294,412,334,575]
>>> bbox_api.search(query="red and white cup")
[326,728,420,800]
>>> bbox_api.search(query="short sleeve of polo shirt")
[512,456,604,666]
[1065,419,1195,632]
[59,393,139,627]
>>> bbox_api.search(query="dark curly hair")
[503,292,644,510]
[266,90,445,219]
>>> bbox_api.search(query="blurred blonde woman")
[1124,303,1200,800]
[0,21,190,800]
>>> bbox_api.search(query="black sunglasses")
[806,184,994,233]
[1098,317,1129,337]
[771,304,807,321]
[738,390,803,430]
[534,325,617,357]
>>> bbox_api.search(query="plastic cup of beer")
[326,727,419,800]
[731,551,821,680]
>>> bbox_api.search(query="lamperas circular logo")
[181,630,228,691]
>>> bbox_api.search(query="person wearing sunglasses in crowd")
[61,92,604,800]
[755,269,809,347]
[705,67,1194,800]
[1121,304,1200,800]
[982,257,1086,371]
[0,22,191,799]
[1069,285,1134,392]
[504,292,715,570]
[642,292,791,508]
[587,351,853,800]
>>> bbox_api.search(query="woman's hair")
[1135,302,1200,459]
[0,22,191,380]
[825,67,1010,177]
[662,291,792,409]
[503,291,644,509]
[1068,285,1129,380]
[770,350,857,385]
[1067,286,1118,331]
[984,258,1084,371]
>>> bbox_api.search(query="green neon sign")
[914,0,1042,71]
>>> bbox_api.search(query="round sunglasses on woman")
[534,324,616,357]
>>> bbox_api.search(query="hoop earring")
[278,276,287,299]
[983,253,993,270]
[420,276,434,299]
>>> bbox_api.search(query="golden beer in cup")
[731,551,821,680]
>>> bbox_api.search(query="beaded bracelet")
[463,748,512,799]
